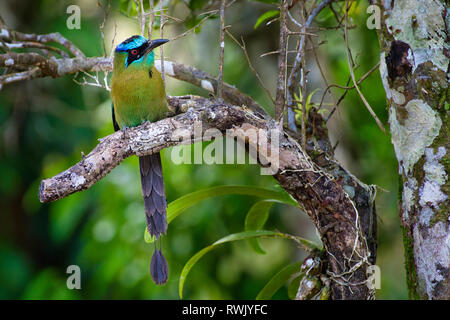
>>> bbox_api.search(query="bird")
[111,35,170,285]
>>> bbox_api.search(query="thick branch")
[39,95,376,299]
[0,20,265,114]
[155,60,267,115]
[2,19,377,300]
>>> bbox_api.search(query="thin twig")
[286,0,332,132]
[343,1,385,133]
[260,49,316,58]
[148,0,154,39]
[159,0,165,86]
[310,40,340,122]
[0,29,85,58]
[226,30,276,106]
[98,0,111,57]
[275,0,289,123]
[0,41,68,58]
[319,61,380,113]
[169,14,211,41]
[0,67,40,84]
[288,31,318,36]
[299,2,308,148]
[73,70,109,90]
[134,0,146,36]
[287,0,332,95]
[217,0,226,100]
[110,21,117,58]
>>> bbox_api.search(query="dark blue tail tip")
[150,248,169,285]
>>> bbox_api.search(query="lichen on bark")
[384,0,448,72]
[388,99,442,175]
[375,0,449,299]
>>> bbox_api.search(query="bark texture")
[1,15,379,299]
[38,96,377,299]
[375,0,449,299]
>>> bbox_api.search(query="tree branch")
[38,95,376,299]
[2,19,377,299]
[217,0,226,100]
[0,52,267,116]
[286,0,332,131]
[343,2,385,133]
[0,28,85,57]
[274,0,288,122]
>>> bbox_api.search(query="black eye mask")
[126,43,149,67]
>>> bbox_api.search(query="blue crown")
[115,35,148,52]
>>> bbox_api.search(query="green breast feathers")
[111,39,169,129]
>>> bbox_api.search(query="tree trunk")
[374,0,449,299]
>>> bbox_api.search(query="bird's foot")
[140,120,151,126]
[120,126,130,140]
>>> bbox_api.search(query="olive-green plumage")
[111,51,168,127]
[110,36,170,285]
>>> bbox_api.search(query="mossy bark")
[374,0,449,299]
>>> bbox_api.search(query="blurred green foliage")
[0,0,406,299]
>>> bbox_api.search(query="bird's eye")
[131,49,138,55]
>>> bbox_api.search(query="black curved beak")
[145,39,169,54]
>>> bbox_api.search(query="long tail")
[139,153,167,237]
[139,153,168,284]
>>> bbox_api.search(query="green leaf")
[168,185,296,222]
[145,185,297,243]
[179,230,294,299]
[288,273,304,300]
[256,261,303,300]
[144,228,156,243]
[119,0,137,17]
[244,200,278,254]
[188,0,206,11]
[305,88,320,113]
[184,15,200,29]
[170,186,296,222]
[319,284,331,300]
[295,236,322,252]
[254,10,279,29]
[119,0,158,18]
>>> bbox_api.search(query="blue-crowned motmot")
[111,35,170,285]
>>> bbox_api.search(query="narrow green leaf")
[256,261,303,300]
[169,186,297,224]
[179,230,291,299]
[189,0,206,11]
[119,0,154,17]
[244,200,277,254]
[254,10,279,29]
[119,0,137,17]
[295,236,322,252]
[319,284,331,300]
[145,185,297,243]
[288,273,304,300]
[305,88,320,113]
